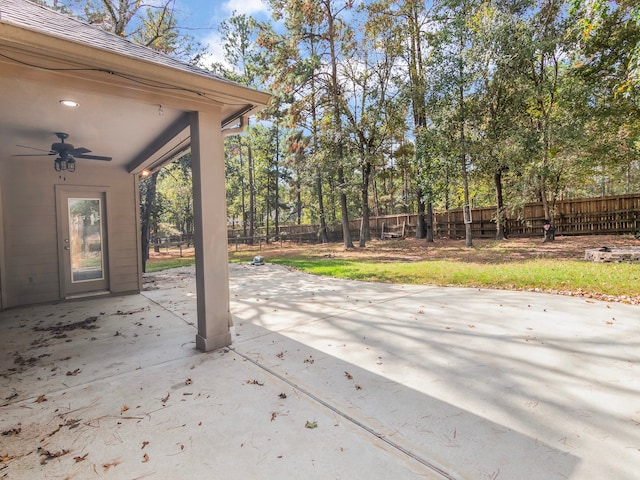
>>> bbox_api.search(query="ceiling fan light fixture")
[60,99,79,107]
[54,156,76,172]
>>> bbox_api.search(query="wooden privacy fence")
[226,194,640,243]
[436,194,640,238]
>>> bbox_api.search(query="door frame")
[0,180,5,310]
[56,185,111,298]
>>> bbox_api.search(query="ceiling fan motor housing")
[51,142,74,153]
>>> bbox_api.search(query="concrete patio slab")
[2,263,639,479]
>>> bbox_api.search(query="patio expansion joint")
[229,346,462,480]
[142,292,199,329]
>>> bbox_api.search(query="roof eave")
[0,21,272,110]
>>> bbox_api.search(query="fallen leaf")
[271,412,278,421]
[39,448,70,464]
[66,368,81,376]
[102,460,119,470]
[344,371,353,380]
[74,453,88,463]
[185,378,192,385]
[276,352,284,359]
[161,393,170,403]
[355,385,362,390]
[121,405,129,413]
[142,453,149,463]
[1,455,14,463]
[35,394,47,403]
[278,393,287,399]
[141,441,149,449]
[2,427,21,436]
[305,420,318,429]
[246,379,264,386]
[304,356,314,364]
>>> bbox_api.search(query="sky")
[173,0,273,66]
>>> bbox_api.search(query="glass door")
[58,190,109,296]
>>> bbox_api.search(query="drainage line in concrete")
[231,347,461,480]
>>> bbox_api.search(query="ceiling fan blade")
[16,145,55,154]
[12,153,54,157]
[71,147,91,155]
[76,154,112,161]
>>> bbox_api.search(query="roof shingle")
[0,0,230,83]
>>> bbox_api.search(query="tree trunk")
[239,138,247,238]
[265,181,270,244]
[338,164,354,248]
[327,5,352,249]
[296,175,302,225]
[372,178,380,217]
[140,171,159,273]
[359,161,371,248]
[415,187,426,238]
[274,122,280,239]
[248,144,255,245]
[494,168,506,240]
[458,28,472,247]
[426,201,434,242]
[316,167,329,243]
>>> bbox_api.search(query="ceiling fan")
[14,132,112,172]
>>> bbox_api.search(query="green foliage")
[156,156,194,237]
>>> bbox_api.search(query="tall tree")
[522,0,569,229]
[266,0,356,248]
[369,0,433,240]
[215,12,266,243]
[468,0,532,239]
[343,8,407,247]
[259,17,332,241]
[429,0,479,247]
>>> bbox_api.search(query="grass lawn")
[255,257,639,300]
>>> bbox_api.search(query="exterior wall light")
[60,100,80,107]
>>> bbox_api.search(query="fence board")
[221,194,640,244]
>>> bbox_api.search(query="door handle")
[64,246,71,251]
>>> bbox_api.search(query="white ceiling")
[0,73,186,172]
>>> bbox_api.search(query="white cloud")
[221,0,271,17]
[200,31,232,69]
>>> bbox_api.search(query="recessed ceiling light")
[60,100,79,107]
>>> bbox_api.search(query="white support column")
[191,110,232,352]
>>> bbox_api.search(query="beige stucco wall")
[0,158,140,308]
